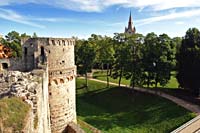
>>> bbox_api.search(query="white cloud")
[28,17,75,22]
[1,0,200,12]
[135,9,200,26]
[0,8,45,28]
[175,21,185,25]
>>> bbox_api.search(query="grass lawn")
[76,78,195,133]
[0,97,30,132]
[93,70,179,88]
[93,70,130,85]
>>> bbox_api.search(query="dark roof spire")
[128,10,133,29]
[124,10,136,34]
[129,11,132,23]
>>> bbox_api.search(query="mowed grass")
[93,71,130,85]
[76,78,195,133]
[93,70,179,88]
[0,97,30,132]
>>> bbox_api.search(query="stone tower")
[21,37,77,133]
[47,38,76,132]
[125,11,136,35]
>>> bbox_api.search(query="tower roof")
[129,11,132,24]
[128,11,133,29]
[125,10,136,34]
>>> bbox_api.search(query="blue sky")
[0,0,200,39]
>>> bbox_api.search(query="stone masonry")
[0,37,77,133]
[21,37,77,133]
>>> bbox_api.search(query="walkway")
[87,78,200,133]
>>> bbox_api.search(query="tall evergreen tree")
[177,28,200,95]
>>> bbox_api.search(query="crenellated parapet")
[48,38,75,46]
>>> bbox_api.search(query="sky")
[0,0,200,39]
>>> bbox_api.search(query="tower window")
[24,47,27,56]
[2,63,8,69]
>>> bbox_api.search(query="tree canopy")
[177,28,200,95]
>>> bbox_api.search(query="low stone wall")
[65,122,85,133]
[0,58,24,71]
[22,110,34,133]
[78,119,101,133]
[171,115,200,133]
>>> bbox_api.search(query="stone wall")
[0,58,23,71]
[36,68,51,133]
[21,38,38,71]
[22,110,34,133]
[65,122,85,133]
[0,37,78,133]
[0,71,43,132]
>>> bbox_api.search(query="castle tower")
[21,37,77,133]
[47,38,77,132]
[125,11,136,35]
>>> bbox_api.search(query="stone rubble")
[0,71,41,110]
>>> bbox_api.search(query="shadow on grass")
[77,86,194,132]
[150,87,200,105]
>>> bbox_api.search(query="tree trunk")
[155,82,158,88]
[106,63,109,88]
[85,73,88,88]
[119,67,123,87]
[109,67,112,76]
[155,74,158,88]
[101,63,104,72]
[147,74,150,88]
[131,74,135,89]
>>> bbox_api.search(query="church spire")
[128,11,133,29]
[125,10,136,35]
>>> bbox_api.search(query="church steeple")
[128,11,133,29]
[125,10,136,35]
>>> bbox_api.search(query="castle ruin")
[0,37,79,133]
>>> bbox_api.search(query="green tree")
[4,31,22,57]
[32,32,37,38]
[124,33,144,89]
[142,33,176,87]
[21,33,31,38]
[155,34,176,87]
[76,40,96,88]
[142,32,159,87]
[112,33,129,86]
[177,28,200,96]
[97,36,115,87]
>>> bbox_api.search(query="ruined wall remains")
[36,68,51,133]
[0,37,77,133]
[0,58,23,71]
[66,122,85,133]
[0,71,43,132]
[21,37,77,132]
[21,38,38,71]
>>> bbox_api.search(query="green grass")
[93,71,130,85]
[0,97,30,132]
[93,70,179,88]
[76,78,196,133]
